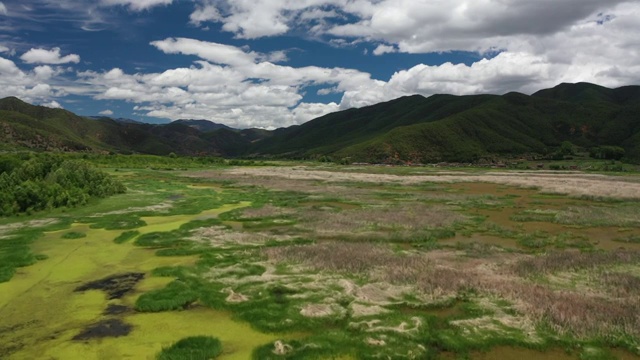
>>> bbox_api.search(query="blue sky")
[0,1,638,128]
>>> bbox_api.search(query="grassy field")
[1,162,640,359]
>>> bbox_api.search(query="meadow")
[1,158,639,359]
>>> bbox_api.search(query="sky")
[0,1,639,129]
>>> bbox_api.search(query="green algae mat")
[0,202,283,360]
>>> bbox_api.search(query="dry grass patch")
[0,218,58,236]
[265,242,429,275]
[554,205,640,227]
[598,272,640,297]
[512,250,640,276]
[295,203,464,239]
[94,202,173,216]
[189,226,293,247]
[238,205,296,219]
[223,167,640,200]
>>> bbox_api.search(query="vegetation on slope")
[0,97,265,156]
[1,82,639,163]
[252,83,640,163]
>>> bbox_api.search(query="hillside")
[174,119,234,132]
[0,97,258,156]
[1,82,639,163]
[250,83,640,163]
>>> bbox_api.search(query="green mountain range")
[1,82,639,163]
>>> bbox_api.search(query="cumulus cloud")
[189,0,353,38]
[372,44,396,56]
[0,56,69,105]
[20,47,80,65]
[182,1,640,98]
[192,1,634,53]
[99,109,114,115]
[78,38,386,128]
[100,0,172,11]
[190,0,221,26]
[41,100,62,108]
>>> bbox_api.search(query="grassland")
[1,161,639,359]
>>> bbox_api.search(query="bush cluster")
[0,154,126,215]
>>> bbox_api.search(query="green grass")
[157,336,222,360]
[0,218,73,282]
[61,231,86,239]
[613,234,640,244]
[135,280,199,312]
[113,230,139,244]
[85,214,147,230]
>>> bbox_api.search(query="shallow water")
[0,202,284,359]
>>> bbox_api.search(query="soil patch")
[74,273,145,300]
[73,319,133,340]
[103,304,130,315]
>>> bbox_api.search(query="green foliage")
[87,215,146,230]
[0,218,73,283]
[250,83,640,164]
[157,336,222,360]
[560,141,575,155]
[113,230,139,244]
[61,231,86,239]
[589,146,625,160]
[134,280,198,312]
[0,153,126,216]
[0,231,40,282]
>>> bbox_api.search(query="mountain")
[0,97,259,156]
[87,116,144,124]
[1,82,639,163]
[174,119,234,132]
[249,83,640,163]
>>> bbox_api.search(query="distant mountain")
[0,97,262,156]
[1,82,639,163]
[87,116,143,124]
[249,83,640,163]
[174,119,234,132]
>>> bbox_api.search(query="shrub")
[157,336,222,360]
[0,154,126,216]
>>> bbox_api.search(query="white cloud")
[0,45,10,53]
[99,109,114,115]
[41,100,62,109]
[78,38,385,128]
[0,2,7,16]
[0,56,22,75]
[372,44,396,56]
[386,52,553,96]
[0,56,69,106]
[190,1,221,26]
[292,102,340,125]
[20,47,80,65]
[33,65,64,80]
[100,0,172,11]
[151,37,257,67]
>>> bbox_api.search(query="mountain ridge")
[1,82,639,163]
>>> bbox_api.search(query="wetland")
[1,162,640,359]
